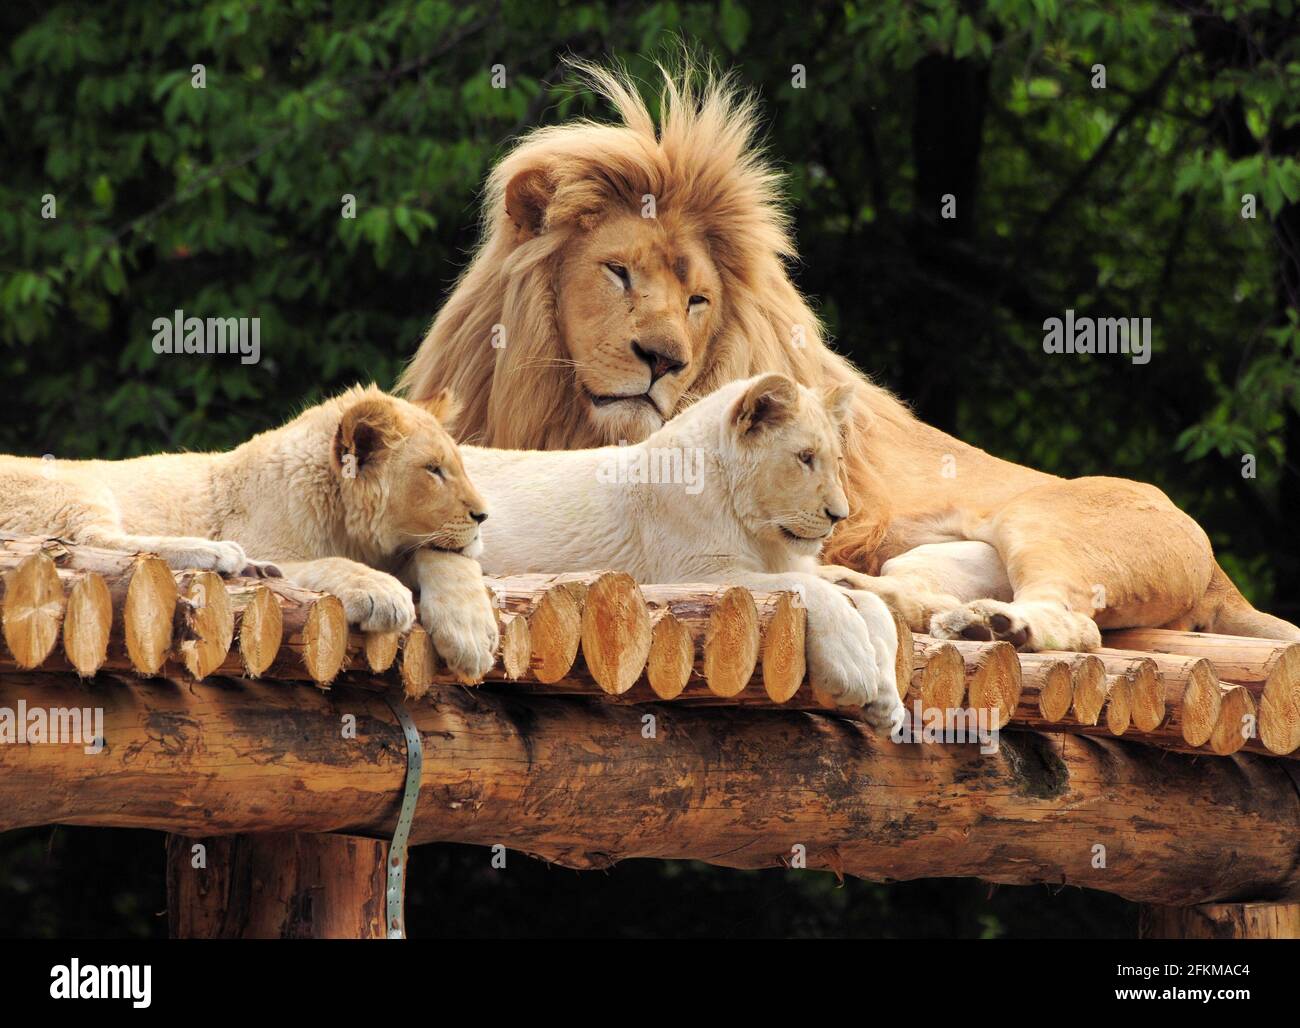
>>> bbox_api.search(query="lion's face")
[332,390,488,558]
[723,374,854,557]
[556,212,722,443]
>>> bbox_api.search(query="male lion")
[400,62,1299,651]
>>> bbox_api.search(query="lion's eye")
[426,464,444,480]
[798,449,815,468]
[605,263,631,288]
[688,295,709,310]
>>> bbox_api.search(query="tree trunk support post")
[1138,902,1300,939]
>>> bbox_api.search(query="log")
[6,670,1300,906]
[1015,653,1074,722]
[1139,901,1300,939]
[1106,628,1300,755]
[165,832,388,939]
[2,552,65,668]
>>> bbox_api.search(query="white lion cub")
[452,373,903,727]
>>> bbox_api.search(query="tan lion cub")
[0,386,499,681]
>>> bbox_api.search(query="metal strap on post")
[382,694,424,939]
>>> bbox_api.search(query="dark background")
[1,0,1297,937]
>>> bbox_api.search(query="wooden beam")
[4,670,1300,906]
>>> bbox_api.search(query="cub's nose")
[470,510,489,524]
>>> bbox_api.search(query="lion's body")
[402,60,1299,649]
[463,374,904,723]
[0,388,501,665]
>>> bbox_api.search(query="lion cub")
[455,373,904,728]
[0,386,499,681]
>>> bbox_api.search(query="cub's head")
[720,373,854,556]
[331,387,487,558]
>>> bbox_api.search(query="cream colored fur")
[401,59,1300,652]
[458,373,905,728]
[0,387,499,682]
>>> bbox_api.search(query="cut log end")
[702,587,759,699]
[362,630,401,674]
[580,572,652,695]
[1035,659,1074,722]
[238,585,283,678]
[301,594,347,685]
[63,572,112,678]
[124,555,178,675]
[178,570,235,680]
[1180,659,1222,748]
[1209,684,1256,757]
[400,626,436,699]
[967,641,1022,729]
[1104,672,1134,736]
[1070,654,1108,726]
[1126,659,1165,733]
[762,592,807,703]
[2,552,65,669]
[1259,646,1300,756]
[918,642,965,711]
[529,585,582,684]
[647,609,692,700]
[498,614,531,681]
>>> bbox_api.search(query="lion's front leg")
[404,549,498,684]
[278,558,416,633]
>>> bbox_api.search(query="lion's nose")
[631,339,686,384]
[824,507,846,525]
[470,510,488,524]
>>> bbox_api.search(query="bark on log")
[165,832,388,939]
[5,670,1300,905]
[1139,901,1300,939]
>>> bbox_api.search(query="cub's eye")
[426,464,445,480]
[688,295,709,310]
[798,449,816,468]
[605,263,631,288]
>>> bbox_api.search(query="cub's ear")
[417,388,462,430]
[334,397,398,476]
[504,165,554,237]
[731,374,799,437]
[823,382,856,431]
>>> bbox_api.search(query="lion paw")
[929,599,1100,652]
[420,579,498,684]
[339,575,417,634]
[158,539,248,575]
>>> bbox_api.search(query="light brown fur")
[0,388,500,675]
[400,59,1299,650]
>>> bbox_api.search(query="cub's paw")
[420,582,498,684]
[339,575,417,634]
[843,589,906,732]
[929,599,1101,652]
[159,539,248,575]
[803,588,883,709]
[240,559,283,579]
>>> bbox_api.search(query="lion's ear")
[504,166,554,237]
[334,397,398,476]
[731,374,798,437]
[418,388,462,430]
[823,382,856,431]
